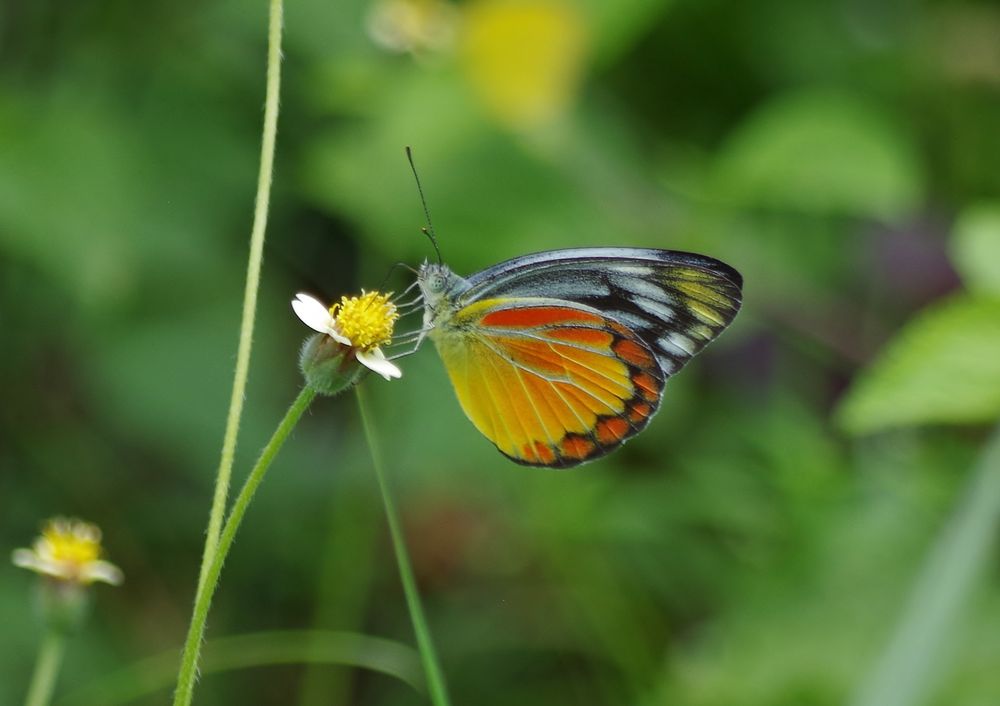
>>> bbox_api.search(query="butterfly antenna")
[405,146,443,264]
[377,261,419,291]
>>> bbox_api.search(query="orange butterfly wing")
[436,298,663,467]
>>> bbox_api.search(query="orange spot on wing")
[518,443,538,463]
[608,321,629,333]
[560,435,595,460]
[596,417,629,444]
[613,339,654,368]
[632,372,661,402]
[628,401,652,423]
[547,327,614,347]
[526,441,555,464]
[482,306,603,329]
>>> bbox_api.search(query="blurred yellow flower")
[460,0,588,131]
[367,0,458,54]
[13,518,123,586]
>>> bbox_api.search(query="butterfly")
[413,247,743,468]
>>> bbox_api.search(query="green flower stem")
[355,385,452,706]
[172,385,316,706]
[24,630,66,706]
[195,0,284,596]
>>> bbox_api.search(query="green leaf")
[950,202,1000,295]
[837,295,1000,433]
[714,91,923,219]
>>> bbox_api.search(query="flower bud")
[299,334,365,395]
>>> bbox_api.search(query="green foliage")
[838,199,1000,434]
[837,295,1000,433]
[850,429,1000,706]
[3,0,1000,705]
[713,91,923,218]
[950,202,1000,296]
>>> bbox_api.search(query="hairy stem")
[172,386,316,706]
[195,0,284,595]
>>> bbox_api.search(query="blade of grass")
[173,0,285,701]
[355,384,452,706]
[851,425,1000,706]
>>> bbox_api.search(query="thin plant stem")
[355,385,452,706]
[195,0,284,596]
[851,425,1000,706]
[24,630,66,706]
[172,385,317,706]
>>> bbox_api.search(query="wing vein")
[510,364,558,452]
[474,343,520,458]
[480,345,540,462]
[475,336,624,417]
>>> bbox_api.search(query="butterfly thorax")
[417,262,473,341]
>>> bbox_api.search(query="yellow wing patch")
[433,300,663,467]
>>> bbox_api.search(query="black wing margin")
[462,247,743,376]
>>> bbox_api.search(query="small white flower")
[13,518,123,586]
[292,292,402,381]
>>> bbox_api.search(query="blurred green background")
[3,0,1000,704]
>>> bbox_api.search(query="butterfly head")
[417,261,468,304]
[416,260,471,334]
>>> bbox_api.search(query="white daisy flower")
[13,518,123,586]
[292,291,402,381]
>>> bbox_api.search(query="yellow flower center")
[43,520,102,566]
[330,290,399,350]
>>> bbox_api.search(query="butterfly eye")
[428,273,446,293]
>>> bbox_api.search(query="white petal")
[84,560,124,586]
[356,348,402,380]
[292,293,335,334]
[12,550,66,579]
[326,326,352,346]
[12,548,42,570]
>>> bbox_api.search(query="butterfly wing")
[434,297,664,467]
[428,248,742,468]
[462,248,743,378]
